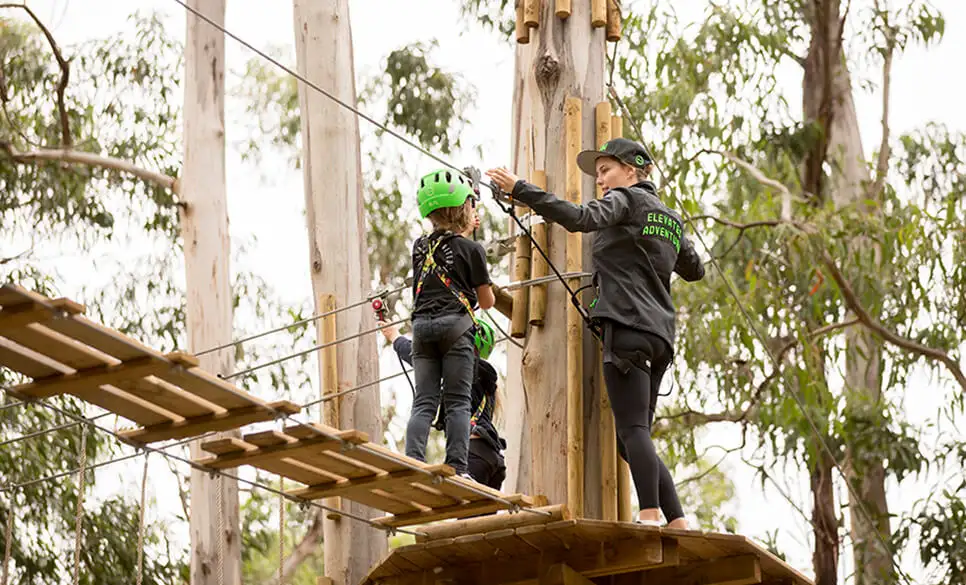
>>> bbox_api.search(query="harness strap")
[414,234,482,330]
[602,321,651,375]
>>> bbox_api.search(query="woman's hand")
[485,167,521,193]
[377,320,400,343]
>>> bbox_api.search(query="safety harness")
[413,231,481,354]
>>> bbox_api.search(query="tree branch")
[656,318,860,431]
[870,2,894,201]
[1,141,179,192]
[272,509,324,585]
[0,3,72,146]
[821,253,966,391]
[698,149,801,221]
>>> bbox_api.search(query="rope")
[72,426,87,585]
[135,454,149,585]
[2,494,13,585]
[0,412,113,449]
[278,477,284,584]
[224,318,409,381]
[607,85,914,585]
[216,474,225,585]
[195,285,407,357]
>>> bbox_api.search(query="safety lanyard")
[470,394,487,426]
[414,235,481,329]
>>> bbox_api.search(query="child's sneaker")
[458,472,477,483]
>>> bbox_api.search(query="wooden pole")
[415,504,570,542]
[564,96,584,518]
[591,0,606,28]
[605,0,622,42]
[555,0,571,19]
[611,114,623,139]
[610,110,632,522]
[618,458,633,522]
[320,294,342,518]
[528,171,549,326]
[510,232,532,338]
[593,100,618,521]
[516,0,530,44]
[594,102,612,198]
[524,0,540,28]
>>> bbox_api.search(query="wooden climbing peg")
[319,293,342,517]
[516,0,530,44]
[555,0,571,19]
[611,113,623,139]
[524,0,540,28]
[595,102,612,198]
[528,171,549,326]
[591,0,606,28]
[606,0,622,42]
[510,230,531,338]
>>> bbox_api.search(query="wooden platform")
[0,284,299,443]
[363,518,813,585]
[196,422,535,527]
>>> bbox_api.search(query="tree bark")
[511,1,606,515]
[292,2,385,584]
[180,2,239,584]
[810,447,840,585]
[803,2,893,582]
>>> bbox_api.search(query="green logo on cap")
[635,155,646,166]
[600,142,609,152]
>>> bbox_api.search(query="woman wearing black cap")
[378,321,507,489]
[486,138,704,528]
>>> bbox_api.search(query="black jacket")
[511,179,704,350]
[392,336,505,453]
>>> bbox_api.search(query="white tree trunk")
[292,2,385,584]
[513,5,606,514]
[180,1,239,584]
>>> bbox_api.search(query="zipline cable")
[607,84,913,585]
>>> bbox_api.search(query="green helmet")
[417,169,475,219]
[474,319,496,360]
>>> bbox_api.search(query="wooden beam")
[516,0,530,44]
[608,554,761,585]
[510,233,532,338]
[195,427,368,470]
[606,0,622,42]
[611,114,623,139]
[591,0,606,28]
[118,400,300,444]
[599,359,618,521]
[528,171,549,326]
[12,356,168,399]
[524,0,539,27]
[415,504,571,542]
[373,494,533,528]
[564,96,584,519]
[542,563,595,585]
[0,303,53,332]
[319,293,342,516]
[290,464,452,500]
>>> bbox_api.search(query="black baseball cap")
[576,137,652,177]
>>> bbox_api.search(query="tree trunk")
[292,2,385,584]
[803,2,892,582]
[180,2,239,584]
[511,3,606,516]
[810,447,840,585]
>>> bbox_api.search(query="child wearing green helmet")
[405,169,495,480]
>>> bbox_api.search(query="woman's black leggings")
[602,321,684,522]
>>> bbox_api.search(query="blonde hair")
[427,200,474,234]
[633,163,654,182]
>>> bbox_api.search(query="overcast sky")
[12,0,966,581]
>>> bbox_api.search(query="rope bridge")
[0,282,814,585]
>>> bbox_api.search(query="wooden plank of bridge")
[0,285,304,443]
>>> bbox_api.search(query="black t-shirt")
[411,231,491,318]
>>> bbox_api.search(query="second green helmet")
[474,319,496,360]
[417,169,475,219]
